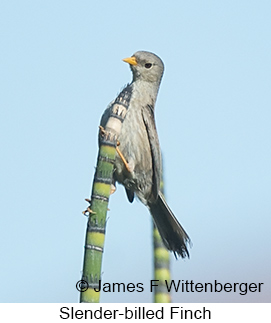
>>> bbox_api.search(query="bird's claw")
[110,184,116,195]
[82,198,96,216]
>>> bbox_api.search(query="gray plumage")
[100,51,191,258]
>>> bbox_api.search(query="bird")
[100,51,191,258]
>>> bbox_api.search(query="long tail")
[149,192,191,259]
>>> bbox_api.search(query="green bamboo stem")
[153,170,171,303]
[80,143,116,303]
[80,91,129,303]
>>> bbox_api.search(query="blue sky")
[0,1,270,302]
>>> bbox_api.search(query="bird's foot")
[110,184,116,195]
[82,198,96,216]
[99,125,106,136]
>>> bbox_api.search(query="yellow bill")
[122,56,137,66]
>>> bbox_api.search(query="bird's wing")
[142,104,162,200]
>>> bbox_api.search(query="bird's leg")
[116,141,132,173]
[100,125,132,173]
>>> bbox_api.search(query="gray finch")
[100,51,191,258]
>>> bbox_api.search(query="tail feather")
[149,192,191,259]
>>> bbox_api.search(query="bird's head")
[123,51,164,84]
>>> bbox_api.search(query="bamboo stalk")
[80,91,129,303]
[152,168,171,303]
[80,143,116,303]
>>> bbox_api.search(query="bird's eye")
[144,63,152,69]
